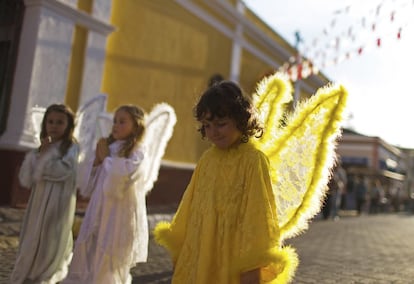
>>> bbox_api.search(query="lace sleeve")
[101,148,145,199]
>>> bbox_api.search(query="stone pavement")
[1,206,414,283]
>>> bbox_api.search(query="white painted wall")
[0,0,113,150]
[78,0,113,106]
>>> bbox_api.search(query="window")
[0,0,24,135]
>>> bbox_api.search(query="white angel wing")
[98,112,113,138]
[142,103,177,194]
[74,94,108,196]
[31,106,46,145]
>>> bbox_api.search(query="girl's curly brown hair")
[40,104,77,156]
[106,105,146,158]
[194,80,263,142]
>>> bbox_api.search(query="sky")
[243,0,414,149]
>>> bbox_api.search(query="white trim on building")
[0,0,113,150]
[175,0,327,93]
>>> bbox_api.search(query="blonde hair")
[107,105,146,157]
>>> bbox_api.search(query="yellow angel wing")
[252,72,293,151]
[251,72,348,242]
[263,83,348,242]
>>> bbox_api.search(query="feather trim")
[269,246,298,284]
[235,245,298,284]
[153,221,180,263]
[276,84,348,241]
[253,73,293,151]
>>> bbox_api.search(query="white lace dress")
[63,140,148,284]
[10,142,79,284]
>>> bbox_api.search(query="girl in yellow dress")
[155,70,349,283]
[155,80,296,284]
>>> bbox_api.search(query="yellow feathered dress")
[155,73,348,283]
[155,142,297,284]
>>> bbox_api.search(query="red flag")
[297,64,303,80]
[377,38,381,47]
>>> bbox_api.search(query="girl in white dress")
[10,104,79,284]
[63,105,149,284]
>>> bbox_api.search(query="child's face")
[46,111,68,142]
[112,109,135,140]
[202,115,242,149]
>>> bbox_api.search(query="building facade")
[337,129,409,212]
[0,0,330,206]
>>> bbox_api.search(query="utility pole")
[293,31,303,107]
[229,0,244,83]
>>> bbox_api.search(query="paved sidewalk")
[0,206,175,284]
[1,206,414,283]
[286,214,414,283]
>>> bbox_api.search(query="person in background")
[333,163,347,219]
[322,174,337,220]
[354,175,367,215]
[369,179,382,214]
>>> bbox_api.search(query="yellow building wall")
[102,0,232,163]
[240,49,276,94]
[65,0,93,111]
[100,0,328,164]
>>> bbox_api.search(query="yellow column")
[65,0,93,112]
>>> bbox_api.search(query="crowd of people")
[322,165,410,220]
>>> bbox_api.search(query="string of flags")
[280,0,414,81]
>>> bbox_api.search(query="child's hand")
[97,138,110,159]
[94,138,109,166]
[240,268,260,284]
[39,136,53,154]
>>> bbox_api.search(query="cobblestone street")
[1,206,414,283]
